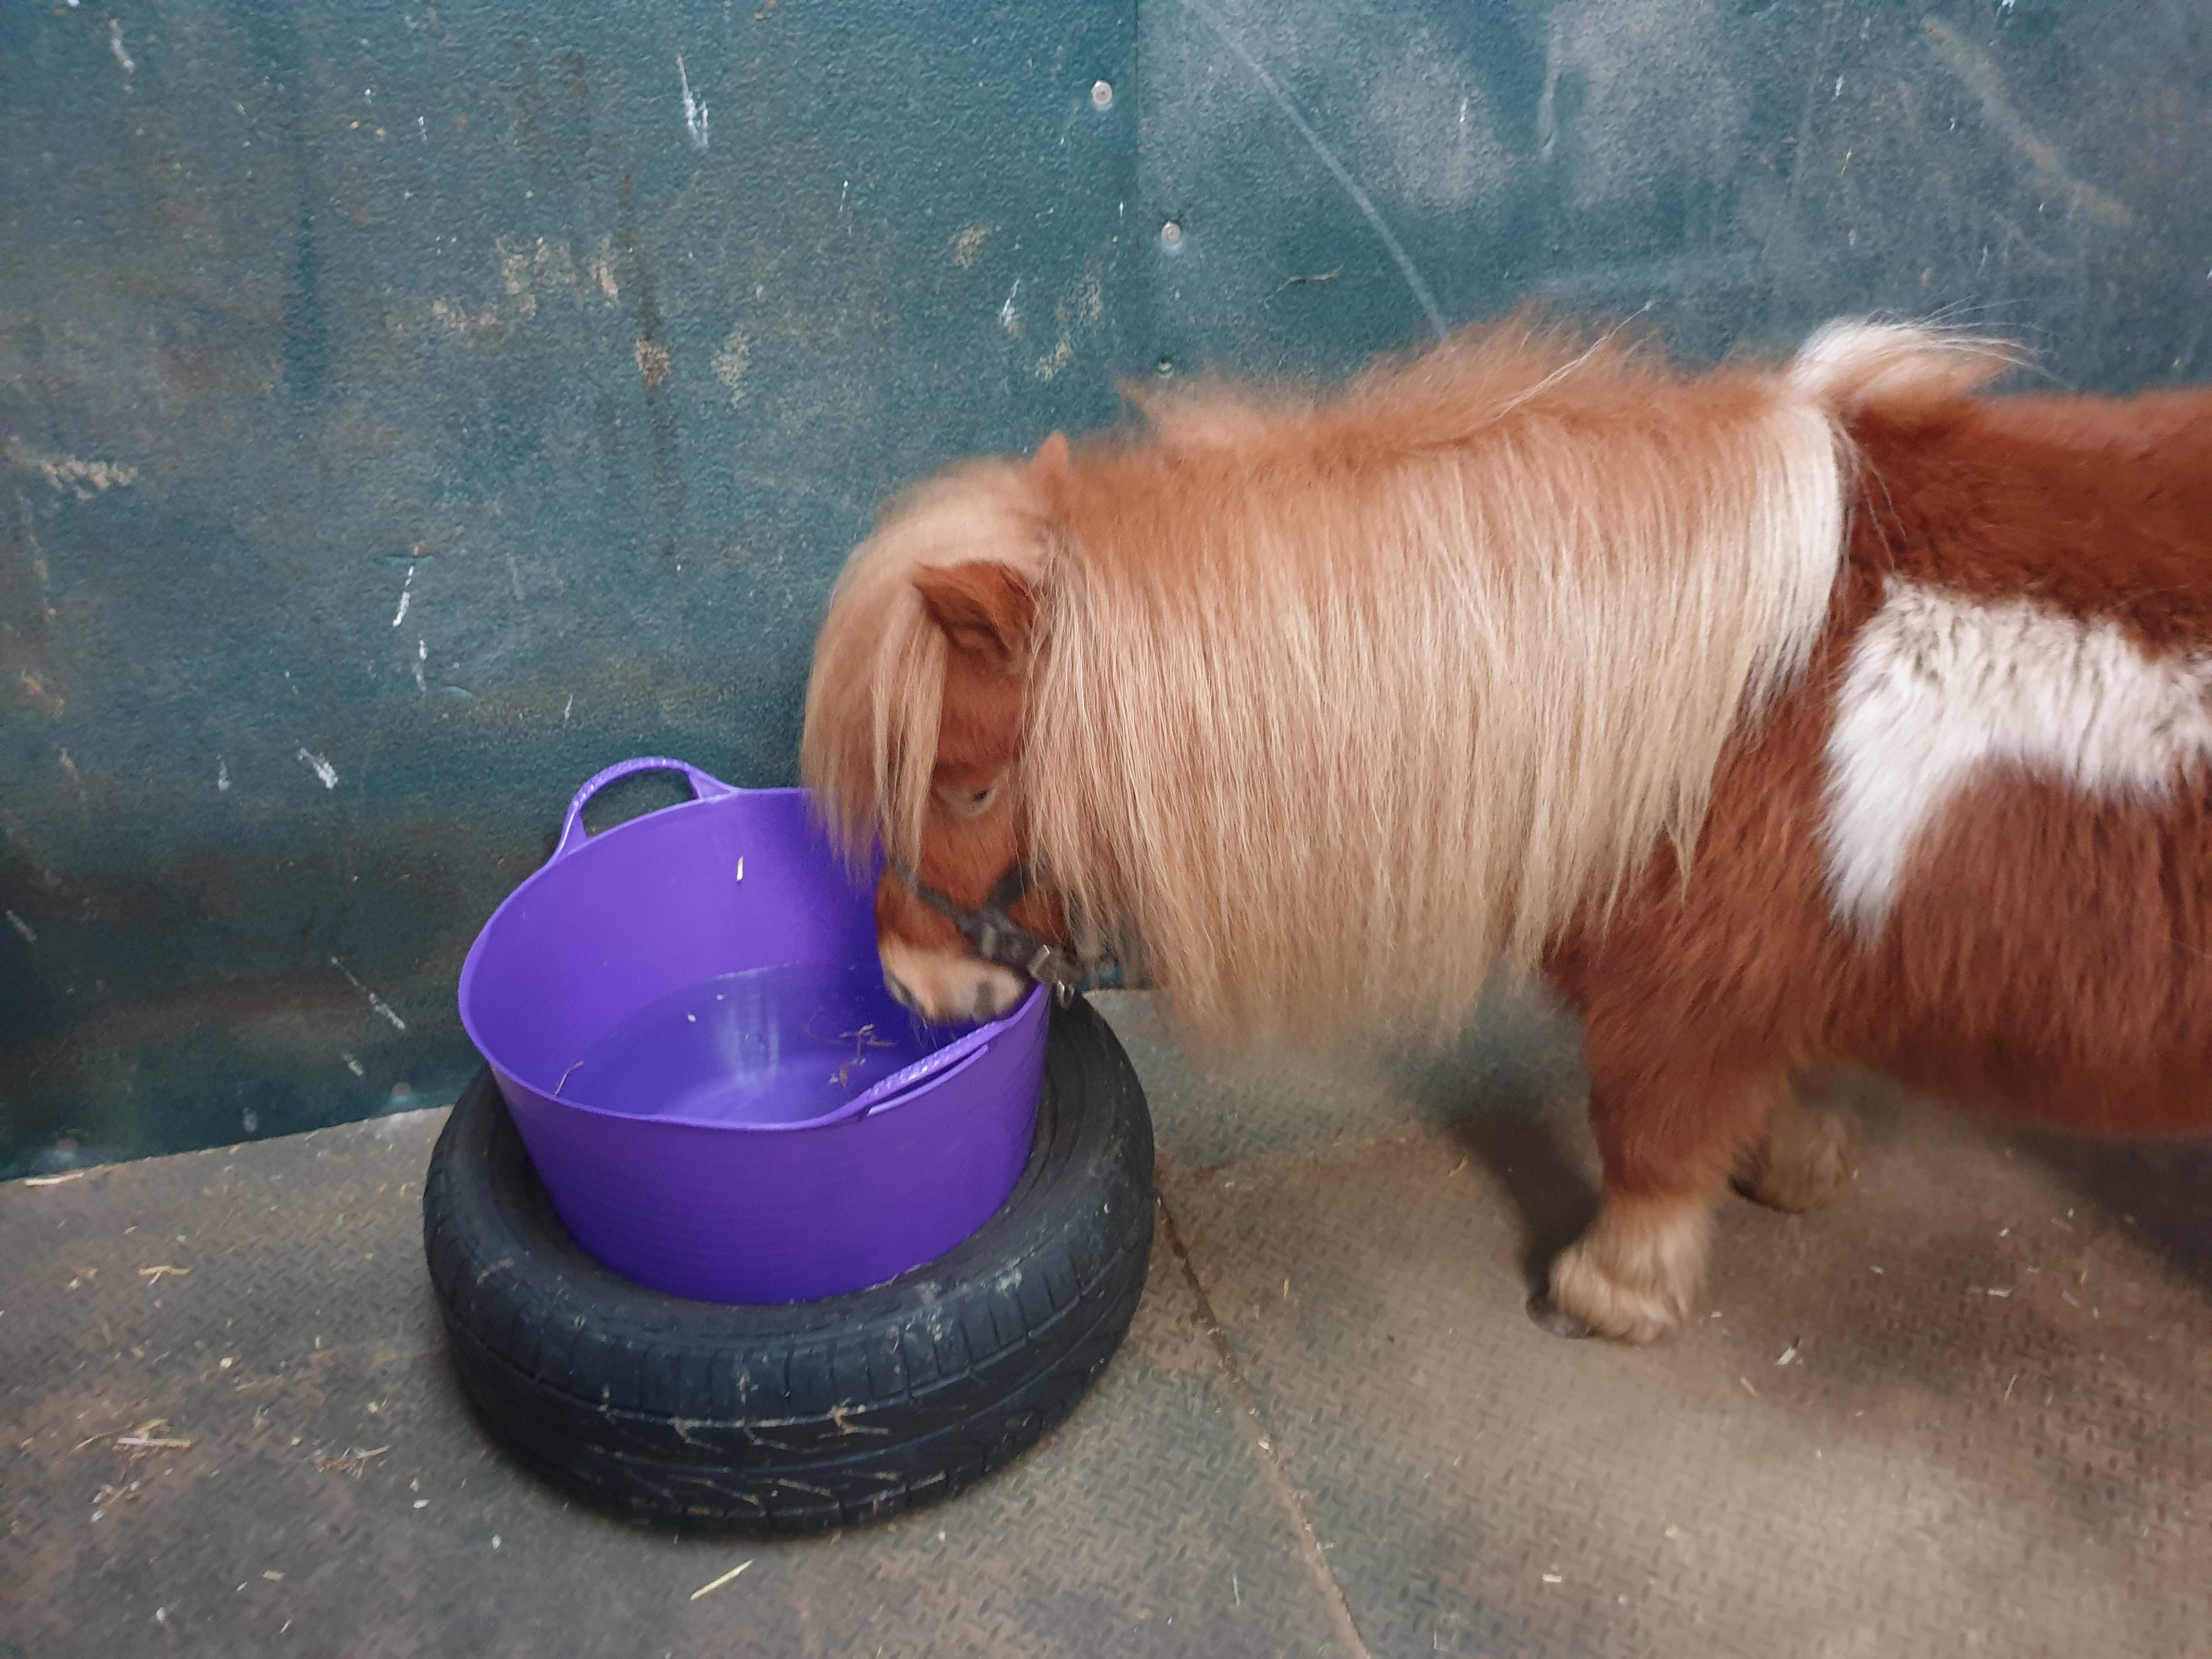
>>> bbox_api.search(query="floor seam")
[1157,1190,1378,1659]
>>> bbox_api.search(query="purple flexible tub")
[457,757,1047,1305]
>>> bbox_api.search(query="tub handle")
[554,757,740,859]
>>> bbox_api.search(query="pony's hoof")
[1527,1294,1596,1340]
[1735,1103,1854,1214]
[1541,1197,1708,1343]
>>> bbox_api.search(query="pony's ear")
[1029,430,1071,482]
[912,562,1036,670]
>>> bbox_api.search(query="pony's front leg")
[1533,1063,1789,1343]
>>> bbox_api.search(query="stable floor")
[5,989,2209,1658]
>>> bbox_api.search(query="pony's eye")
[936,777,1004,815]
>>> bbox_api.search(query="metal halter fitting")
[888,859,1087,1007]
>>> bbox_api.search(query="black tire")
[422,996,1154,1535]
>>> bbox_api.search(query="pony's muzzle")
[880,936,1027,1025]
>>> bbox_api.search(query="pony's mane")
[805,315,2015,1048]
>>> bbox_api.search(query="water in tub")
[564,963,961,1126]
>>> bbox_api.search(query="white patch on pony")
[1825,582,2212,929]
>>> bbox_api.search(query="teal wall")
[5,1,2208,1176]
[1143,2,2211,385]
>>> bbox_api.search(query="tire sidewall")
[423,997,1154,1526]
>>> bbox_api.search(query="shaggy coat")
[800,317,2212,1341]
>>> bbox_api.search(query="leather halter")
[888,858,1087,1006]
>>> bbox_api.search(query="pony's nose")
[883,969,922,1015]
[879,938,1026,1025]
[969,976,1019,1022]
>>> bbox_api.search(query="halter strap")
[888,857,1089,1005]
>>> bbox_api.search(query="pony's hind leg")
[1733,1070,1855,1213]
[1533,1062,1788,1343]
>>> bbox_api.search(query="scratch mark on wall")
[18,453,139,493]
[1922,19,2132,228]
[1177,0,1447,341]
[1368,63,1502,211]
[58,749,84,800]
[6,910,36,944]
[563,693,574,723]
[297,748,338,789]
[676,54,710,151]
[998,278,1023,335]
[590,238,620,302]
[712,325,752,405]
[1034,266,1106,381]
[533,235,574,302]
[330,957,408,1031]
[949,225,994,268]
[217,758,230,793]
[391,566,415,628]
[109,19,136,75]
[342,1052,365,1076]
[414,640,427,694]
[1536,23,1561,159]
[1034,337,1075,380]
[15,500,56,619]
[436,237,620,342]
[617,170,686,571]
[499,240,541,318]
[503,236,612,313]
[17,671,64,718]
[430,298,501,336]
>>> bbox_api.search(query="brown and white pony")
[800,316,2212,1342]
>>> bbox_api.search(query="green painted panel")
[5,0,2208,1176]
[1140,1,2211,384]
[1,1,1138,1173]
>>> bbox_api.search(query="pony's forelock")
[799,464,1048,871]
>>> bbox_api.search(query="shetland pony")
[800,317,2212,1342]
